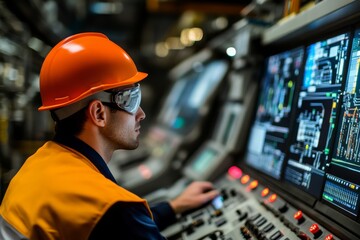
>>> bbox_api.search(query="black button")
[239,212,248,221]
[230,189,237,196]
[215,218,227,227]
[249,213,261,221]
[262,223,275,233]
[270,230,283,240]
[278,204,289,213]
[236,209,242,215]
[255,217,267,227]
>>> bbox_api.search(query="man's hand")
[169,181,219,214]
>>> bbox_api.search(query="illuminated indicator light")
[288,80,293,88]
[268,194,277,203]
[278,103,283,110]
[294,210,303,220]
[309,223,323,238]
[332,93,337,98]
[350,184,355,189]
[241,175,250,184]
[323,194,334,202]
[138,164,152,179]
[173,117,185,129]
[324,148,329,154]
[227,166,242,179]
[249,180,258,190]
[309,223,320,233]
[308,86,316,93]
[305,144,309,150]
[332,101,337,108]
[326,92,331,97]
[325,234,334,240]
[261,188,270,197]
[226,47,236,57]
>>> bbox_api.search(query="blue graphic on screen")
[284,32,350,198]
[245,47,304,179]
[322,29,360,217]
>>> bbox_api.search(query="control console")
[162,166,338,240]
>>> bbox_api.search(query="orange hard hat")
[38,32,148,111]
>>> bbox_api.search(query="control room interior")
[1,0,360,239]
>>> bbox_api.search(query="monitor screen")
[322,28,360,217]
[284,32,350,198]
[159,59,229,135]
[245,47,304,179]
[191,147,219,174]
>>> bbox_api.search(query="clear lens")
[112,83,141,114]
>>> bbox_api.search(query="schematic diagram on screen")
[284,33,350,197]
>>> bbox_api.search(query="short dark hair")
[51,107,87,136]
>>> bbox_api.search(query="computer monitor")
[321,28,360,218]
[284,32,350,198]
[158,58,229,135]
[245,47,304,179]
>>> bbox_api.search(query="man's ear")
[87,100,106,127]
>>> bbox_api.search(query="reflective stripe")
[0,216,28,240]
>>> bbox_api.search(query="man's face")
[101,84,146,150]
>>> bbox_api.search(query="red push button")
[227,166,242,179]
[240,175,250,184]
[325,234,334,240]
[294,210,305,224]
[309,223,322,238]
[294,210,303,220]
[261,188,270,197]
[309,223,320,234]
[248,180,258,190]
[268,193,277,203]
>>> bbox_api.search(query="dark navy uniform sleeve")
[150,201,177,230]
[89,201,176,239]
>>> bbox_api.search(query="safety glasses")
[102,83,141,114]
[52,83,142,120]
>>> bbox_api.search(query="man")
[0,32,219,239]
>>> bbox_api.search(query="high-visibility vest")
[0,141,151,240]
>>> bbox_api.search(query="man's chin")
[128,142,140,150]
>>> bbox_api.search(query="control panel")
[162,166,339,240]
